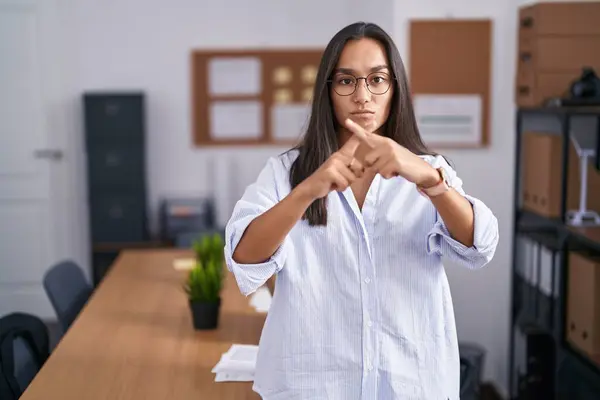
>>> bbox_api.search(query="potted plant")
[183,232,224,330]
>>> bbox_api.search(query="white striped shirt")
[224,150,499,400]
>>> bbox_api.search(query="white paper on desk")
[413,94,481,145]
[215,371,254,382]
[223,344,258,365]
[208,57,262,96]
[173,258,195,271]
[210,101,262,139]
[271,104,310,141]
[212,344,258,374]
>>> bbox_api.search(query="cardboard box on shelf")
[566,252,600,360]
[521,131,600,218]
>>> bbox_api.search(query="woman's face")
[330,38,394,138]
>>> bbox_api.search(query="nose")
[352,78,371,104]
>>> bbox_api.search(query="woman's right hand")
[296,136,366,201]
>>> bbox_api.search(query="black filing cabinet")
[83,92,149,284]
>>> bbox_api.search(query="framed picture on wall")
[191,49,324,146]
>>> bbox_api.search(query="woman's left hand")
[344,118,439,187]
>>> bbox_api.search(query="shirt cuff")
[224,215,287,296]
[426,194,498,269]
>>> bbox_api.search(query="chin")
[352,117,379,132]
[372,122,384,134]
[367,120,383,134]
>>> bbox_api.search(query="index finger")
[344,118,376,148]
[339,135,362,156]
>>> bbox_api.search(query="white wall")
[63,0,517,395]
[65,0,393,230]
[394,0,518,396]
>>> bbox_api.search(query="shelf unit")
[509,106,600,399]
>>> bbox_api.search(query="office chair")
[0,313,50,400]
[43,261,92,332]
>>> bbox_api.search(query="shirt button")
[364,278,371,284]
[368,364,373,371]
[367,321,373,327]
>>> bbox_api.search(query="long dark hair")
[288,21,435,226]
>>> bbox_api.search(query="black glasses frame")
[326,72,397,96]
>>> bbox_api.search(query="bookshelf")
[509,106,600,399]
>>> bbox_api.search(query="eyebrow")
[333,65,390,75]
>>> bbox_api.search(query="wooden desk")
[21,249,265,399]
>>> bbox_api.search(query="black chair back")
[43,261,92,332]
[0,312,50,400]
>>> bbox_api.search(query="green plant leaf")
[184,231,225,303]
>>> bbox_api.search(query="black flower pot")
[189,298,221,330]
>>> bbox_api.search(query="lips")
[350,111,375,120]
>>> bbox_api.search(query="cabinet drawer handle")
[520,52,532,62]
[109,206,124,219]
[105,152,122,167]
[105,102,120,116]
[521,16,534,28]
[518,86,530,95]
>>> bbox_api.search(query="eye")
[337,76,355,85]
[369,74,388,84]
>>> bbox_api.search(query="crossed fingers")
[339,119,376,157]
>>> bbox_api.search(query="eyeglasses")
[327,72,395,96]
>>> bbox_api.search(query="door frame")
[0,0,87,318]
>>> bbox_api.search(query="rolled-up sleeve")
[425,155,499,269]
[224,156,290,296]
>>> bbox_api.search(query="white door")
[0,0,79,319]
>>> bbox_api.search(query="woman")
[224,22,498,400]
